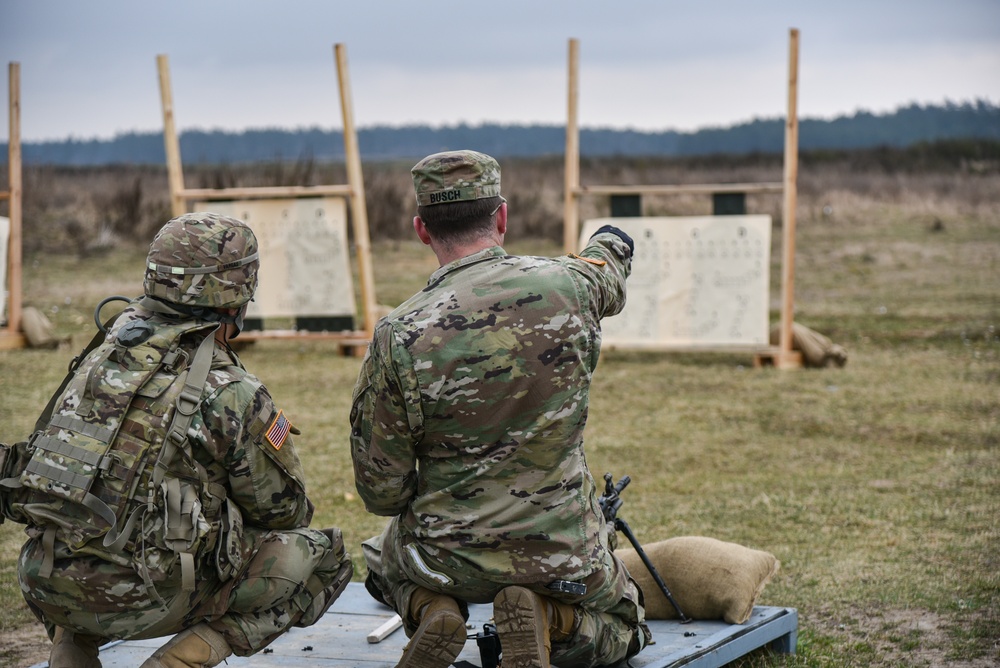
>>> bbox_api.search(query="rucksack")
[1,298,222,591]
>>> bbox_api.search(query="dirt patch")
[1,623,49,668]
[807,604,999,667]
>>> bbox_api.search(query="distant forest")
[4,100,999,166]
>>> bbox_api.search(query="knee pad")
[230,527,350,615]
[294,527,353,628]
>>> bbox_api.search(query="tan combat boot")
[139,623,232,668]
[395,587,466,668]
[49,627,103,668]
[492,586,576,668]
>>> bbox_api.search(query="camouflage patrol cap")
[411,150,501,206]
[144,212,259,309]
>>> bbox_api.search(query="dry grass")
[0,158,997,667]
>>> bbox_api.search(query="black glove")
[590,224,634,256]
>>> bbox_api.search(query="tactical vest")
[2,301,228,592]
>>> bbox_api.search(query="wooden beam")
[335,43,378,341]
[178,185,353,201]
[0,332,26,350]
[235,329,369,344]
[777,28,801,370]
[579,182,784,196]
[603,342,789,354]
[157,55,187,217]
[7,61,23,343]
[563,38,580,254]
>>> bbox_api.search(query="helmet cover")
[144,212,259,309]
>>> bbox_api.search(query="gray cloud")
[1,0,997,140]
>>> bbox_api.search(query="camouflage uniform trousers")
[19,525,353,656]
[363,517,650,667]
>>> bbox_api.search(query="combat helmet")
[144,212,259,310]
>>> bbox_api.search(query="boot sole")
[493,586,548,668]
[396,608,466,668]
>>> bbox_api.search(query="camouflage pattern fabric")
[351,231,647,664]
[20,525,352,656]
[364,517,650,666]
[11,309,217,548]
[144,212,259,309]
[16,303,351,655]
[411,150,502,206]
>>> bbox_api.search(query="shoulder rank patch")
[568,253,607,267]
[265,409,292,450]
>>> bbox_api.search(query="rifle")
[599,472,691,623]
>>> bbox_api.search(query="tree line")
[3,100,998,166]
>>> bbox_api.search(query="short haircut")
[417,196,502,247]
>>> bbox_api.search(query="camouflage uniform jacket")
[351,232,631,584]
[188,346,313,537]
[187,333,313,535]
[13,304,313,576]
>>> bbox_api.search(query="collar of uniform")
[427,246,507,285]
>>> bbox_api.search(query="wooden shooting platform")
[32,583,797,667]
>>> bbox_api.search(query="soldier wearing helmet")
[351,151,649,668]
[143,210,260,336]
[10,213,352,668]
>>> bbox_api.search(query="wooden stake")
[158,55,187,217]
[777,29,802,369]
[2,61,25,349]
[335,43,378,341]
[564,38,581,254]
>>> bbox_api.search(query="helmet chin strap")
[231,304,249,338]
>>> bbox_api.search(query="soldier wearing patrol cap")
[351,150,650,667]
[5,213,352,667]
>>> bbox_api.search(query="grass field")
[0,165,997,666]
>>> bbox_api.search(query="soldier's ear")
[495,202,507,237]
[413,216,432,246]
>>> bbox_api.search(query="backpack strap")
[153,321,219,490]
[102,324,219,593]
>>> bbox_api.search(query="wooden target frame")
[563,31,803,369]
[157,44,376,349]
[0,62,24,350]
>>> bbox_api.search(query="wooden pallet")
[32,584,797,667]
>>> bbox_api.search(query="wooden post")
[335,43,378,340]
[563,38,581,254]
[158,55,187,217]
[2,62,25,349]
[776,29,802,369]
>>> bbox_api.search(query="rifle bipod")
[600,473,691,624]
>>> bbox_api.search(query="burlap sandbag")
[617,536,779,624]
[21,306,60,349]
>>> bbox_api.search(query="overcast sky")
[1,1,998,142]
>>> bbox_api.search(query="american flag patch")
[265,410,292,450]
